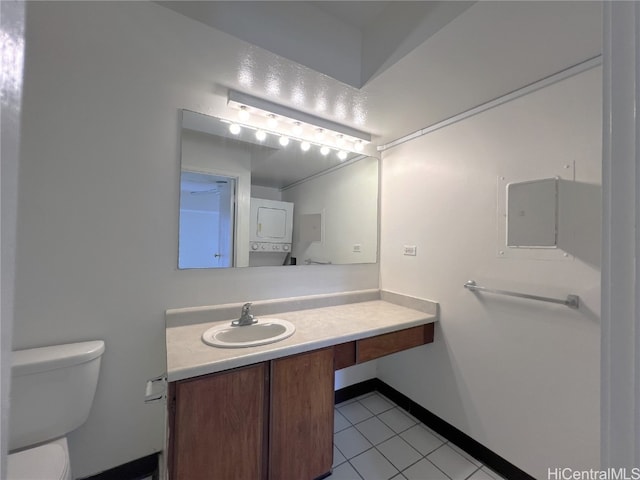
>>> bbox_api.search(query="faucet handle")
[233,302,257,326]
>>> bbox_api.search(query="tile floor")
[332,392,506,480]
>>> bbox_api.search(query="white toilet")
[7,340,105,480]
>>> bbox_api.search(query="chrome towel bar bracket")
[464,280,580,309]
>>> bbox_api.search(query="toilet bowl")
[7,340,105,480]
[8,437,71,480]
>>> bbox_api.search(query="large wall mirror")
[179,110,379,268]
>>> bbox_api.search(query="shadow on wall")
[558,179,601,270]
[378,321,480,437]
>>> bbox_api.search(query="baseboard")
[78,453,159,480]
[335,378,535,480]
[334,378,379,404]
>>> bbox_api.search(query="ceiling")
[309,1,391,30]
[158,1,602,150]
[159,1,474,89]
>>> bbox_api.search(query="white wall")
[251,185,282,201]
[15,2,378,477]
[378,68,601,478]
[1,1,25,477]
[283,157,379,265]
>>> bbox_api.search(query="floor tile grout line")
[463,465,483,480]
[332,443,348,468]
[481,466,501,480]
[347,429,452,479]
[373,391,487,473]
[340,396,398,421]
[418,456,455,480]
[332,441,350,465]
[343,458,366,480]
[351,445,401,480]
[353,420,397,447]
[358,397,398,416]
[446,440,485,468]
[370,436,427,476]
[376,411,419,435]
[335,394,492,480]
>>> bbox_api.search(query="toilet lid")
[8,441,69,480]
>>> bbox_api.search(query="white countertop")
[166,299,437,382]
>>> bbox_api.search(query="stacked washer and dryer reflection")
[249,198,294,265]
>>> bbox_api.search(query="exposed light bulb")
[337,150,348,161]
[320,146,330,156]
[267,114,278,129]
[255,130,267,141]
[354,140,364,152]
[300,141,311,152]
[292,122,303,136]
[315,128,325,141]
[238,106,250,121]
[336,134,345,147]
[229,124,242,135]
[279,135,290,147]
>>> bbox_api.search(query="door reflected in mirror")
[178,110,379,268]
[179,171,236,268]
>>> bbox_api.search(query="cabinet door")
[270,348,334,480]
[171,363,268,480]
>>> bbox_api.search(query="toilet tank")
[9,340,105,451]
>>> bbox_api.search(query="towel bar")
[464,280,580,309]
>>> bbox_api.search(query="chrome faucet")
[232,302,258,326]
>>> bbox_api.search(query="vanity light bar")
[227,89,371,148]
[220,119,350,158]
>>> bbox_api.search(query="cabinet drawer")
[334,342,356,370]
[356,324,434,363]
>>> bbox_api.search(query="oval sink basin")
[202,319,295,348]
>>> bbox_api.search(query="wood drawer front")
[334,342,356,370]
[357,324,434,363]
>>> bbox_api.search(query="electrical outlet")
[403,245,417,256]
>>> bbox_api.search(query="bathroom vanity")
[165,290,437,480]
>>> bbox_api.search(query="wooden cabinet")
[334,341,356,370]
[169,363,269,480]
[168,323,435,479]
[333,323,435,370]
[168,350,333,480]
[270,348,333,480]
[357,324,434,363]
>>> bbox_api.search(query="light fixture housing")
[227,89,372,156]
[238,105,250,121]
